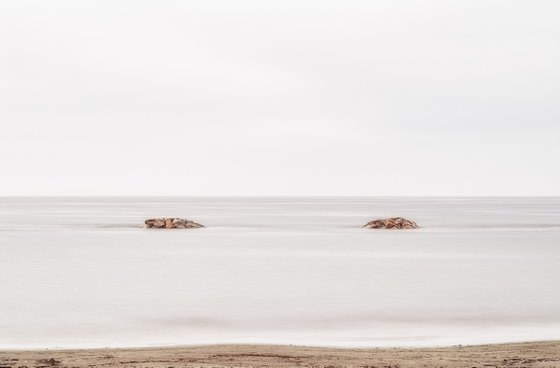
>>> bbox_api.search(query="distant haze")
[1,0,559,196]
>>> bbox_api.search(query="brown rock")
[144,218,204,229]
[363,217,418,229]
[164,218,173,229]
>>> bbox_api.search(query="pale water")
[0,197,559,349]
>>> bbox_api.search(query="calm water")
[0,197,559,349]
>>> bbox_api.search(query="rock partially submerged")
[363,217,418,229]
[144,218,204,229]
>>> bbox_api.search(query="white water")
[0,197,559,349]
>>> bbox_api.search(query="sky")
[0,0,559,196]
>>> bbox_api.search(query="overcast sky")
[1,0,559,196]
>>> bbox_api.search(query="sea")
[0,197,559,349]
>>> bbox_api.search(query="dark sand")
[2,341,560,368]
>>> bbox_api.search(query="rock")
[165,218,173,229]
[362,217,418,229]
[144,218,204,229]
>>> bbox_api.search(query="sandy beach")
[2,341,560,368]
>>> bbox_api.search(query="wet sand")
[2,341,560,368]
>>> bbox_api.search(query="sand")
[1,341,560,368]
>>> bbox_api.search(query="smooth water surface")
[0,197,559,348]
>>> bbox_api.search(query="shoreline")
[2,341,559,368]
[2,337,560,351]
